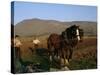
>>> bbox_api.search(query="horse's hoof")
[65,59,69,66]
[61,66,70,71]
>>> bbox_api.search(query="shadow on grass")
[69,58,97,70]
[15,48,50,73]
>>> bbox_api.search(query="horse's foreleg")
[60,49,65,68]
[64,59,69,66]
[62,56,69,70]
[60,58,64,67]
[62,49,69,70]
[68,47,73,61]
[63,55,69,67]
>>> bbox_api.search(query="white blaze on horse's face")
[76,29,80,41]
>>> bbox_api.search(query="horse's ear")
[77,25,80,28]
[73,24,76,26]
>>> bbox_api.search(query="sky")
[12,1,97,25]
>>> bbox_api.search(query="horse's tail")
[47,37,51,56]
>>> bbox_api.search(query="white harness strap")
[76,29,80,41]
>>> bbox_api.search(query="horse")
[61,25,84,60]
[47,25,84,69]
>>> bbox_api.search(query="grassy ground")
[14,36,97,73]
[69,37,97,70]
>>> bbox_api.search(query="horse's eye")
[72,31,75,34]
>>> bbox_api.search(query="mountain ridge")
[15,18,97,36]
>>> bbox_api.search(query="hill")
[15,18,97,36]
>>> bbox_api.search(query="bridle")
[76,28,80,41]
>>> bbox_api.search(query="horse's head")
[70,25,84,42]
[62,25,84,42]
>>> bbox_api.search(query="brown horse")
[47,33,69,68]
[47,25,84,69]
[61,25,84,60]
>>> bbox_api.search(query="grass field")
[15,36,97,73]
[69,37,97,70]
